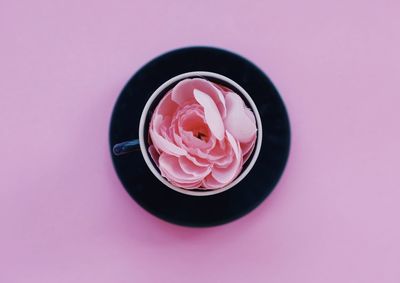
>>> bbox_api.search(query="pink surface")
[1,0,399,282]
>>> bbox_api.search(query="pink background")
[1,0,399,282]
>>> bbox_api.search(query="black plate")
[109,46,290,227]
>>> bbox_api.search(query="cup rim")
[138,71,263,196]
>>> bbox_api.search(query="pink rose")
[148,78,257,189]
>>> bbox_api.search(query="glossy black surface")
[109,46,290,227]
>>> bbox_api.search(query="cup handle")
[113,139,140,156]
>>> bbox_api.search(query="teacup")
[113,71,262,196]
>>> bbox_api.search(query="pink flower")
[148,78,257,190]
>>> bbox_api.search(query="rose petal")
[170,180,203,189]
[241,138,256,163]
[214,83,232,95]
[152,114,174,143]
[180,130,211,151]
[159,153,203,183]
[243,149,255,163]
[178,156,211,176]
[179,110,212,149]
[186,154,211,167]
[208,139,231,164]
[154,90,178,117]
[148,145,160,166]
[241,107,257,163]
[245,107,256,124]
[202,174,225,189]
[202,81,226,118]
[149,128,187,156]
[226,131,240,159]
[213,150,234,168]
[211,131,242,184]
[211,160,241,185]
[171,79,197,106]
[194,89,225,140]
[172,79,226,117]
[170,104,216,153]
[224,92,257,143]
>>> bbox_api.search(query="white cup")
[113,71,263,196]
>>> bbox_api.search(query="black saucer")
[109,47,290,227]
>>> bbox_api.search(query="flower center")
[190,125,210,141]
[196,132,207,140]
[182,115,210,142]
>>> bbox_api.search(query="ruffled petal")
[159,153,204,183]
[172,78,226,117]
[194,89,225,140]
[149,128,187,156]
[148,145,160,166]
[213,150,234,168]
[171,79,197,106]
[154,90,178,117]
[224,92,257,143]
[202,174,225,189]
[241,138,256,163]
[186,154,211,167]
[170,180,203,189]
[210,131,242,184]
[178,156,211,176]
